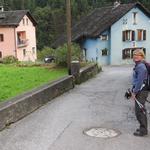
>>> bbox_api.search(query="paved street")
[0,65,150,150]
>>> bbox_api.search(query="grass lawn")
[0,64,67,102]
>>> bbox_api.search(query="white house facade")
[53,2,150,65]
[110,7,150,65]
[81,2,150,65]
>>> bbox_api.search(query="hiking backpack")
[143,61,150,91]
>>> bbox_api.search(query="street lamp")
[66,0,72,75]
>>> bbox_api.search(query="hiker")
[131,49,148,136]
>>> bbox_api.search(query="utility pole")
[66,0,72,75]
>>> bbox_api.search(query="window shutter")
[143,48,146,55]
[0,34,4,41]
[122,31,125,41]
[1,35,3,41]
[122,50,125,59]
[137,30,142,41]
[143,30,146,40]
[132,31,135,41]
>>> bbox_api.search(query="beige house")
[0,8,37,62]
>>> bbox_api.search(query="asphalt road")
[0,65,150,150]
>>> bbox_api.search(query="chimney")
[0,6,4,12]
[114,1,120,8]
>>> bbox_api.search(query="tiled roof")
[0,10,37,26]
[52,2,150,48]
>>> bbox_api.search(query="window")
[23,49,26,57]
[100,35,108,40]
[122,49,131,59]
[23,18,25,25]
[137,29,146,41]
[102,48,108,56]
[83,48,87,61]
[133,12,137,25]
[122,30,135,41]
[17,31,26,46]
[122,48,146,59]
[32,47,35,54]
[0,34,4,42]
[26,18,28,25]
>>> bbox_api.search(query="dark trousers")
[135,91,148,133]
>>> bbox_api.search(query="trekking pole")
[135,98,146,115]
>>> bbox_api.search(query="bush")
[37,43,83,67]
[2,56,18,64]
[55,43,83,66]
[37,46,55,60]
[55,44,68,66]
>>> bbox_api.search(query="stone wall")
[0,64,101,131]
[76,64,101,84]
[0,76,74,131]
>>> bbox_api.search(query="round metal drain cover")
[84,127,121,138]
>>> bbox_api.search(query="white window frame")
[122,48,146,59]
[133,12,137,25]
[100,35,108,41]
[122,30,135,41]
[101,48,109,56]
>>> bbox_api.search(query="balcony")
[17,39,29,48]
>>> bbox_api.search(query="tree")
[33,6,65,50]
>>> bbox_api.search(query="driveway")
[0,65,150,150]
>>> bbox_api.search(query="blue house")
[53,1,150,65]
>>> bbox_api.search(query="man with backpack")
[131,49,148,137]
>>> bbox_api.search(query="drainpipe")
[14,27,17,58]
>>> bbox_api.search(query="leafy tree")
[47,0,66,9]
[35,0,47,7]
[55,43,82,66]
[33,6,66,50]
[33,6,55,49]
[37,46,55,60]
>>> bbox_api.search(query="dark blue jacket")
[132,61,148,94]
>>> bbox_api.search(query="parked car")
[44,56,55,63]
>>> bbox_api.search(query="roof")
[0,10,37,27]
[52,2,150,48]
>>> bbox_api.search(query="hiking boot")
[136,128,140,132]
[133,131,148,137]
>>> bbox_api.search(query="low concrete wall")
[76,63,101,84]
[0,64,101,131]
[0,76,74,131]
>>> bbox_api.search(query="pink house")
[0,9,37,62]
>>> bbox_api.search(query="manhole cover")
[84,127,121,138]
